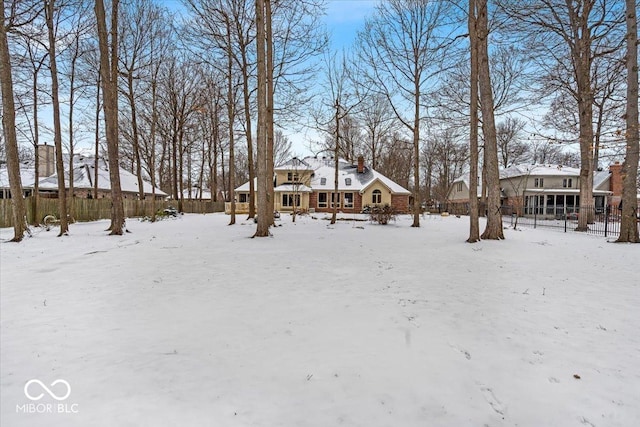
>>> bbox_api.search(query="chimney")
[37,144,55,177]
[357,156,364,173]
[608,162,623,206]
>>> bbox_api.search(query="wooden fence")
[0,197,225,228]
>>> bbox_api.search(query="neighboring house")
[0,145,166,200]
[446,162,636,218]
[229,156,411,214]
[182,187,223,201]
[38,154,167,200]
[0,161,37,199]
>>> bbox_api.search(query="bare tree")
[0,0,30,241]
[358,0,450,227]
[254,0,270,237]
[468,0,480,243]
[356,94,397,170]
[19,32,48,225]
[500,0,625,231]
[225,15,237,225]
[617,0,639,243]
[118,0,160,201]
[477,0,503,240]
[497,116,529,168]
[95,0,125,234]
[45,0,69,236]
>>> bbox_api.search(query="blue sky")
[324,0,377,49]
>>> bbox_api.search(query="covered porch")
[523,189,611,219]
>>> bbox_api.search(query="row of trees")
[2,0,638,242]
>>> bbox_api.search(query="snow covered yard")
[1,213,638,427]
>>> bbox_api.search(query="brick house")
[230,156,411,214]
[446,163,636,218]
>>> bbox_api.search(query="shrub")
[369,205,397,225]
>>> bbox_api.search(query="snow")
[0,164,36,188]
[37,155,167,197]
[1,213,639,426]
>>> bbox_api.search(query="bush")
[369,205,397,225]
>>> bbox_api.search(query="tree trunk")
[467,0,480,243]
[254,0,270,237]
[227,17,236,225]
[617,0,640,243]
[46,0,69,236]
[0,0,28,241]
[411,79,420,228]
[150,77,158,222]
[96,0,125,235]
[265,0,275,226]
[32,69,40,225]
[127,73,145,200]
[94,72,100,199]
[212,103,219,202]
[331,99,340,225]
[242,50,256,219]
[477,0,503,240]
[178,123,185,212]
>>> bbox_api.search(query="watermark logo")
[16,379,79,414]
[24,379,71,401]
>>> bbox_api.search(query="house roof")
[274,184,312,193]
[235,157,411,195]
[305,157,411,195]
[500,164,581,178]
[0,162,37,188]
[235,177,257,192]
[37,155,167,196]
[274,157,314,171]
[450,173,482,198]
[451,164,613,188]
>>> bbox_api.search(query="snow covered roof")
[0,162,37,188]
[235,157,411,195]
[235,178,257,192]
[274,157,314,171]
[451,164,613,188]
[450,172,483,197]
[182,187,214,199]
[593,170,611,190]
[37,155,167,196]
[500,164,581,179]
[306,157,410,194]
[274,184,312,193]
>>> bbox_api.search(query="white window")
[344,192,354,208]
[287,172,299,182]
[318,192,328,208]
[372,189,382,204]
[282,193,300,207]
[320,177,327,185]
[345,178,352,186]
[534,178,544,188]
[456,182,463,192]
[238,193,248,203]
[563,178,573,188]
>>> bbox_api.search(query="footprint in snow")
[480,386,505,416]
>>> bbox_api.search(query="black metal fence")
[501,205,639,238]
[437,202,638,237]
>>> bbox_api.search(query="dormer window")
[345,178,352,186]
[287,172,299,182]
[320,178,327,185]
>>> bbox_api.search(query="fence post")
[604,205,609,237]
